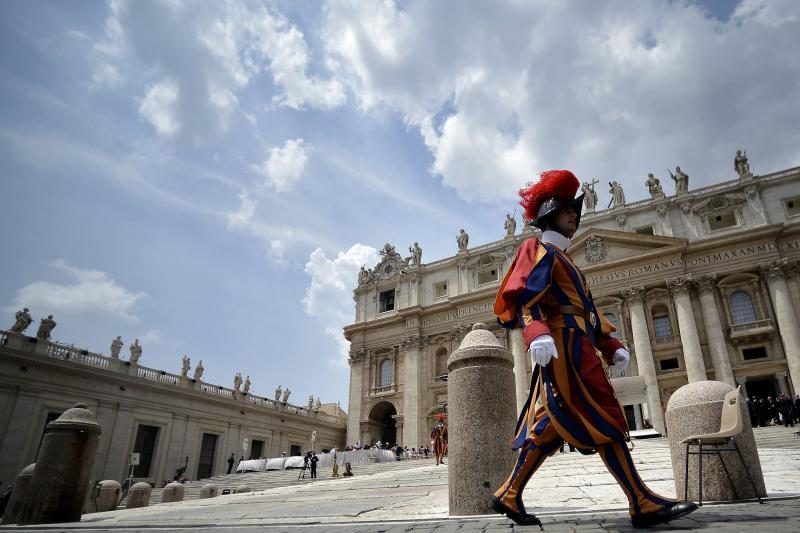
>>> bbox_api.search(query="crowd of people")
[343,441,432,459]
[746,393,800,428]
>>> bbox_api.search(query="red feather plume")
[519,170,580,222]
[436,412,447,422]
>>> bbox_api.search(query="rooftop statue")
[129,338,142,364]
[457,229,469,252]
[504,213,517,237]
[36,315,57,340]
[645,173,664,198]
[9,308,32,334]
[110,336,124,359]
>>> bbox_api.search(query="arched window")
[729,291,757,324]
[435,347,448,377]
[604,312,621,339]
[651,304,673,339]
[379,359,392,387]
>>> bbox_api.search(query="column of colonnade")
[696,275,735,386]
[668,275,708,383]
[762,259,800,396]
[621,286,666,434]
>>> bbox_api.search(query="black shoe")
[490,496,542,527]
[631,501,699,529]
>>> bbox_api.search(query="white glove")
[609,348,630,377]
[529,335,559,367]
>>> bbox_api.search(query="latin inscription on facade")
[405,302,493,328]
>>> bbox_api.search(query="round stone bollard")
[198,484,219,499]
[21,403,102,525]
[234,485,252,494]
[91,480,122,512]
[1,463,35,524]
[126,482,153,509]
[666,381,766,502]
[447,323,517,515]
[161,482,185,503]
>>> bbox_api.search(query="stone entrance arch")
[366,401,398,445]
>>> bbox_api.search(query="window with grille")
[651,305,673,338]
[379,359,392,387]
[604,312,620,339]
[729,291,757,324]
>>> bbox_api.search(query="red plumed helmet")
[519,170,584,230]
[436,412,447,422]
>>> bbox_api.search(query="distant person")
[227,453,235,474]
[310,452,319,478]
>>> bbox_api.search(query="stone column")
[633,404,643,430]
[696,276,735,386]
[509,329,529,413]
[401,335,424,449]
[762,260,800,396]
[447,324,516,515]
[736,376,748,399]
[668,276,707,382]
[622,286,666,434]
[775,372,790,397]
[346,350,365,446]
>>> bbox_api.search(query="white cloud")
[258,138,311,192]
[269,240,288,265]
[139,79,180,137]
[323,0,800,203]
[7,259,145,321]
[302,244,379,365]
[226,191,256,228]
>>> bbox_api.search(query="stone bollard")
[666,381,766,502]
[198,484,219,499]
[1,463,35,524]
[447,323,517,515]
[161,482,185,503]
[89,480,122,512]
[126,482,152,509]
[21,403,102,524]
[234,485,251,494]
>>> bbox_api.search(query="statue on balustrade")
[735,150,751,177]
[243,375,251,394]
[581,180,599,212]
[282,387,291,403]
[274,385,282,401]
[180,355,190,376]
[408,242,423,266]
[669,166,689,194]
[193,360,204,380]
[504,213,517,238]
[129,338,142,364]
[36,315,57,340]
[110,336,124,358]
[9,308,32,333]
[645,173,664,198]
[315,397,322,411]
[457,229,469,252]
[308,395,314,410]
[608,181,625,208]
[234,372,243,392]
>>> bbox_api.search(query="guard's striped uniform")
[493,238,675,517]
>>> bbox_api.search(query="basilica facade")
[344,160,800,446]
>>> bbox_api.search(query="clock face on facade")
[383,264,394,275]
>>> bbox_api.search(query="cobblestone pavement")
[2,439,799,532]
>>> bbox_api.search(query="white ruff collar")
[541,230,571,251]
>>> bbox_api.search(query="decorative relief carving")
[615,213,627,228]
[585,235,607,264]
[656,204,669,218]
[667,275,694,297]
[401,334,428,351]
[357,243,410,287]
[695,275,717,295]
[760,258,795,282]
[348,348,367,364]
[621,286,646,305]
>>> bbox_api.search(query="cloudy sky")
[1,0,799,410]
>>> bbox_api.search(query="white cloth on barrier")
[236,449,397,472]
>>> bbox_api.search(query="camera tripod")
[297,453,316,480]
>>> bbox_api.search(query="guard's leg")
[493,414,563,515]
[598,441,676,516]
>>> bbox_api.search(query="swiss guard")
[431,413,448,466]
[489,170,698,528]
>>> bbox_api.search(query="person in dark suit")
[310,452,319,478]
[227,453,235,474]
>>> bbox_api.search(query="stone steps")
[120,456,438,508]
[752,424,800,449]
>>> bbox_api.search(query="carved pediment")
[569,229,686,269]
[358,243,410,287]
[692,193,746,214]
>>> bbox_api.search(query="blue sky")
[1,0,799,409]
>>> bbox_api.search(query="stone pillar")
[736,377,748,399]
[668,276,707,382]
[91,480,121,513]
[161,482,185,503]
[775,372,790,397]
[199,484,218,499]
[509,329,529,413]
[622,287,666,434]
[447,324,516,515]
[346,350,365,446]
[696,276,735,386]
[22,403,102,525]
[633,404,643,430]
[762,260,800,396]
[401,334,424,449]
[1,463,35,525]
[666,381,766,501]
[126,482,152,508]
